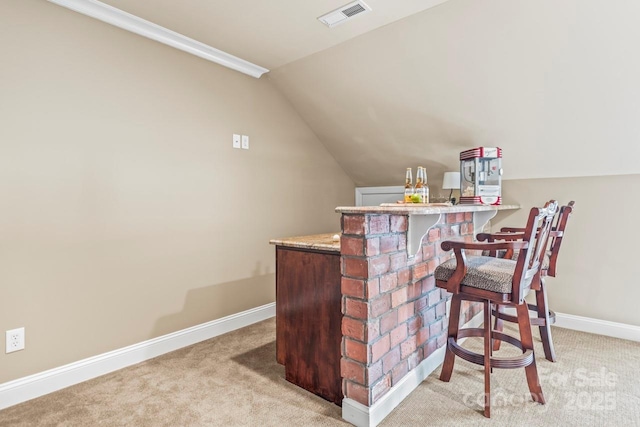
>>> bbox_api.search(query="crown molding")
[47,0,269,78]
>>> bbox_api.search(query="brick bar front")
[337,205,513,407]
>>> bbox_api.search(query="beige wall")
[3,0,638,387]
[0,0,354,383]
[493,176,640,326]
[269,0,640,326]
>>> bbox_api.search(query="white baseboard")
[8,302,633,420]
[342,311,484,427]
[342,347,447,427]
[500,307,640,342]
[554,312,640,342]
[0,303,276,411]
[341,308,640,427]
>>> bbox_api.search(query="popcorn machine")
[459,147,503,205]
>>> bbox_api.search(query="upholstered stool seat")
[435,256,517,294]
[435,201,558,418]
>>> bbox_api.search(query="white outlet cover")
[232,134,241,149]
[6,327,25,353]
[241,135,249,149]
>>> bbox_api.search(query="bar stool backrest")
[547,201,575,277]
[512,200,558,303]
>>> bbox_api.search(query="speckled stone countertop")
[335,203,520,215]
[270,206,519,253]
[269,233,341,252]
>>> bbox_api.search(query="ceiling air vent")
[318,1,371,28]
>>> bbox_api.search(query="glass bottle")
[415,167,425,203]
[422,166,430,203]
[404,168,414,202]
[415,167,429,204]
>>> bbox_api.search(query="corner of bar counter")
[335,203,520,257]
[269,202,520,426]
[333,202,521,424]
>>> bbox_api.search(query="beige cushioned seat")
[434,256,517,294]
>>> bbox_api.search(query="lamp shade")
[442,172,460,190]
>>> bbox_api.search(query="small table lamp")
[442,171,461,204]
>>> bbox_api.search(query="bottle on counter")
[404,168,414,202]
[415,166,429,204]
[423,166,430,203]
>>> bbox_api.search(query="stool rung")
[448,330,535,369]
[492,304,557,326]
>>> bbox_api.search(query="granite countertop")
[269,233,341,252]
[335,203,520,215]
[270,205,520,253]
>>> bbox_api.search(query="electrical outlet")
[232,134,241,149]
[6,327,25,353]
[241,135,249,150]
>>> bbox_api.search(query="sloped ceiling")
[269,0,640,189]
[99,0,451,70]
[81,0,640,191]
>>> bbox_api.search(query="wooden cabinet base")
[275,246,343,406]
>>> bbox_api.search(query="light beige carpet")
[0,318,638,426]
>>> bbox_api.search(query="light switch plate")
[241,135,249,150]
[232,134,241,149]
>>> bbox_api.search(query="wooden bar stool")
[480,201,575,362]
[434,201,558,418]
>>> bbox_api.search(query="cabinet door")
[275,247,343,405]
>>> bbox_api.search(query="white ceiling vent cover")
[318,1,371,28]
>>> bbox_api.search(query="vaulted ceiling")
[92,0,640,190]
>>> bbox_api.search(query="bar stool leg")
[536,279,557,362]
[516,303,545,404]
[483,300,492,418]
[440,294,462,382]
[492,305,504,351]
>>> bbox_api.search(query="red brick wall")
[340,212,480,406]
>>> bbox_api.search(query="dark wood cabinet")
[275,246,343,406]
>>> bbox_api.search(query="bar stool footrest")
[492,304,556,326]
[449,329,535,369]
